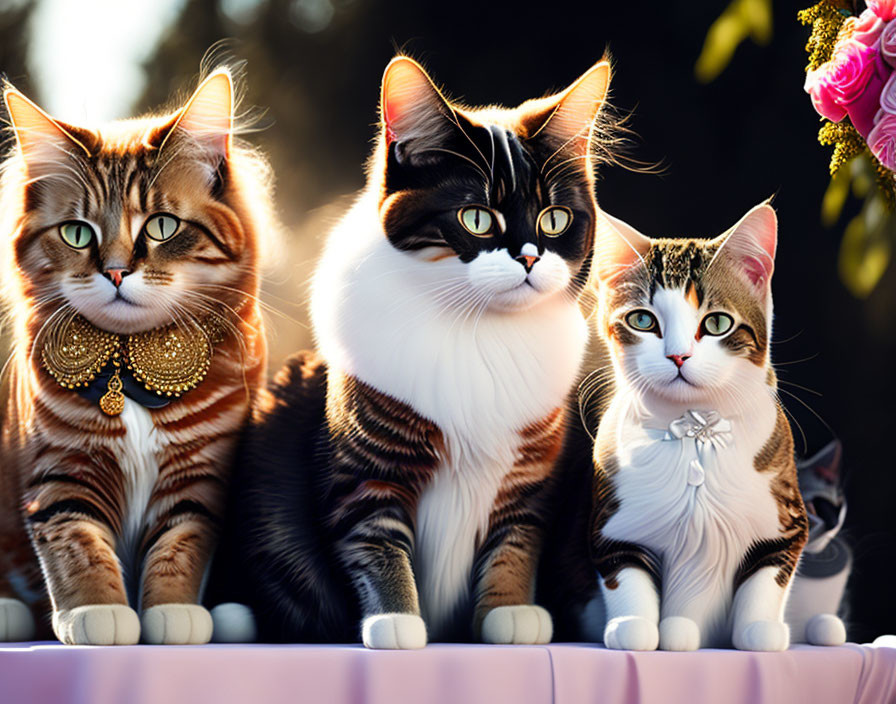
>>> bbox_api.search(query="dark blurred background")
[1,0,893,642]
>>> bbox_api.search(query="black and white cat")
[210,56,613,647]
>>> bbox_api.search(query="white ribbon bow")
[662,410,733,487]
[665,410,732,444]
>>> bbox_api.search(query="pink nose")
[103,268,129,287]
[515,254,540,273]
[667,354,691,368]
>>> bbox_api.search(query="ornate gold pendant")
[98,364,126,416]
[41,313,227,415]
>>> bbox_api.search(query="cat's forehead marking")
[685,282,700,310]
[477,123,536,207]
[645,238,719,304]
[489,125,516,191]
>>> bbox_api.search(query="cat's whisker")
[777,386,834,437]
[777,379,822,398]
[418,148,490,183]
[542,154,593,184]
[446,111,493,179]
[773,353,820,368]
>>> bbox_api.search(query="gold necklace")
[41,314,227,416]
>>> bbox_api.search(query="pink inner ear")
[384,122,397,147]
[742,256,770,286]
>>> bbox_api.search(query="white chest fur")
[600,392,780,645]
[312,195,587,636]
[114,400,162,588]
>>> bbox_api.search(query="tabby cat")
[0,68,271,645]
[210,56,611,648]
[579,202,811,651]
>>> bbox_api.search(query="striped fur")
[564,202,809,651]
[0,70,272,644]
[212,57,611,646]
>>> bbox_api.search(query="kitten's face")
[596,204,778,407]
[376,58,609,313]
[4,71,252,335]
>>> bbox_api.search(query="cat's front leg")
[140,505,216,645]
[591,459,660,650]
[593,535,661,650]
[732,498,808,652]
[731,565,792,651]
[600,565,661,651]
[326,373,440,649]
[25,475,139,645]
[338,511,427,650]
[473,523,552,645]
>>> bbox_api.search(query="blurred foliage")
[695,0,772,82]
[0,1,34,92]
[699,0,896,297]
[827,155,896,297]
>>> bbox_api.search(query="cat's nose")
[515,243,540,274]
[103,268,130,288]
[667,354,691,368]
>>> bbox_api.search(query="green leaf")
[839,199,893,297]
[695,0,773,83]
[821,167,851,226]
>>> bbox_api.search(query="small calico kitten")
[0,69,272,644]
[211,56,611,648]
[582,202,811,651]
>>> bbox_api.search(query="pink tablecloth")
[0,642,893,704]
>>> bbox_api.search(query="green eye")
[702,312,734,336]
[59,221,95,249]
[626,309,657,332]
[458,206,494,237]
[538,206,572,236]
[144,213,181,241]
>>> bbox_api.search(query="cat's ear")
[710,202,777,289]
[797,439,843,484]
[380,56,453,149]
[3,88,91,171]
[594,209,651,282]
[162,69,233,159]
[522,60,611,154]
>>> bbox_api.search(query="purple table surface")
[0,642,894,704]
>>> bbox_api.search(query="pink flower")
[880,71,896,115]
[805,39,878,122]
[850,9,886,47]
[881,20,896,68]
[868,0,896,22]
[868,113,896,170]
[805,70,848,121]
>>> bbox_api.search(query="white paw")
[211,602,258,643]
[805,614,846,646]
[604,616,659,651]
[659,616,700,651]
[734,620,790,651]
[142,604,213,645]
[53,604,140,645]
[361,613,427,649]
[481,605,553,645]
[0,598,34,641]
